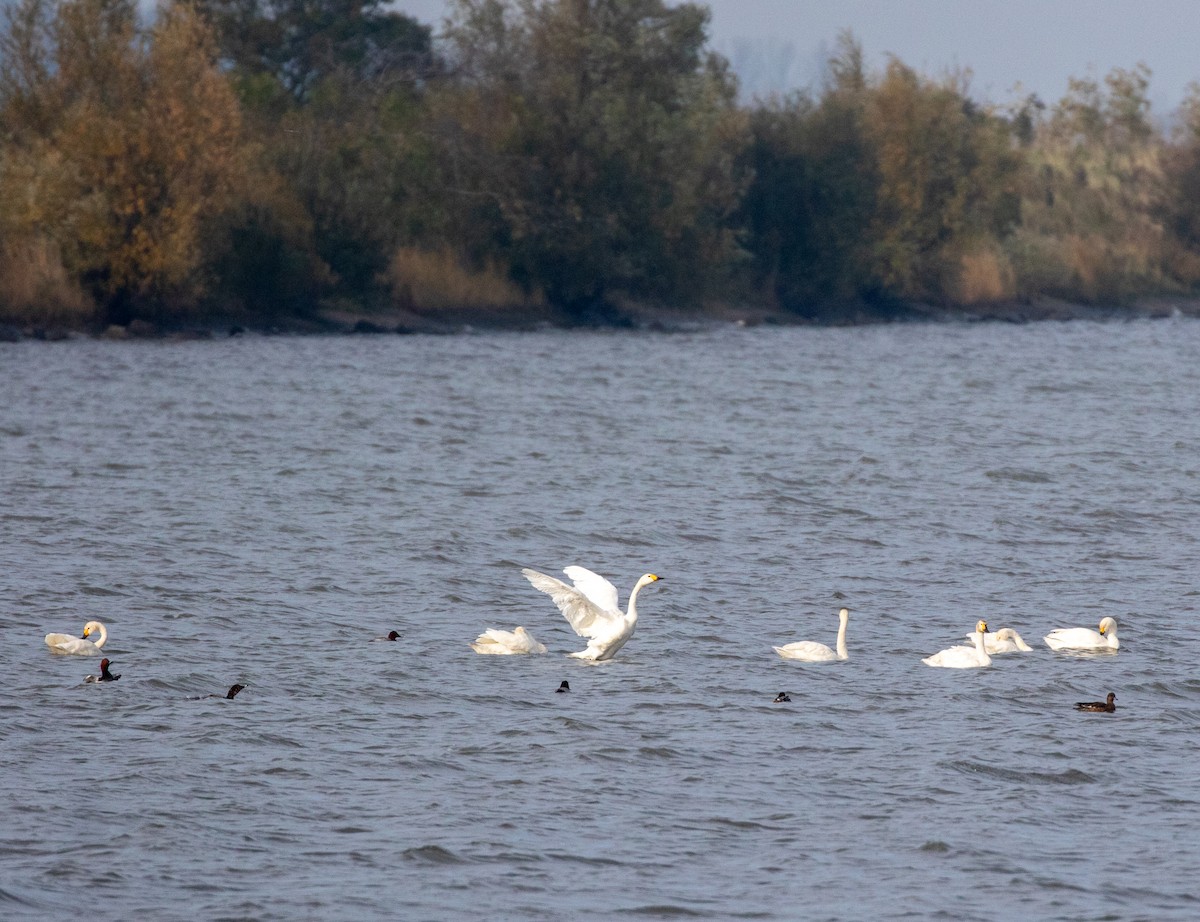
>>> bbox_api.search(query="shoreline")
[4,294,1200,342]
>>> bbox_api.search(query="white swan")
[923,627,992,669]
[774,607,850,662]
[470,625,548,655]
[964,620,1033,654]
[522,566,661,661]
[1044,617,1118,652]
[45,621,108,656]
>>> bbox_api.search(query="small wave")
[946,760,1096,785]
[0,886,41,907]
[402,844,464,865]
[985,467,1054,484]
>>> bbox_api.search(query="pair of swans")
[964,620,1033,654]
[520,567,662,661]
[45,621,108,656]
[923,619,1034,668]
[774,608,850,662]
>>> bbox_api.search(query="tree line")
[4,0,1200,332]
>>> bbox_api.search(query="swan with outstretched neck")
[522,566,661,661]
[774,607,850,662]
[45,621,108,656]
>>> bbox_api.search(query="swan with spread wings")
[522,566,661,661]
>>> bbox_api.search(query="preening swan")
[1076,692,1117,713]
[1044,617,1119,652]
[45,621,108,656]
[964,621,1033,654]
[923,626,992,669]
[470,625,548,655]
[83,658,120,683]
[774,607,850,662]
[522,566,661,661]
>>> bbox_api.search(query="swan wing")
[523,568,620,639]
[562,566,621,612]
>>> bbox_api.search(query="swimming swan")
[83,658,120,683]
[923,627,992,669]
[1044,617,1118,652]
[1075,692,1117,713]
[522,566,661,661]
[964,621,1033,654]
[45,621,108,656]
[470,625,548,655]
[774,607,850,662]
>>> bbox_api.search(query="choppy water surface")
[3,319,1200,920]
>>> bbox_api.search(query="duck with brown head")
[1075,692,1117,713]
[83,658,120,683]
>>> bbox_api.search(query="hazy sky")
[393,0,1200,114]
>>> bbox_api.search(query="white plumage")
[964,620,1033,654]
[774,607,850,662]
[1044,617,1119,652]
[923,628,992,669]
[470,625,548,655]
[45,621,108,656]
[522,566,661,661]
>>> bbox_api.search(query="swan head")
[994,628,1015,641]
[974,619,988,634]
[838,607,850,619]
[82,621,104,639]
[1098,617,1117,635]
[638,574,662,589]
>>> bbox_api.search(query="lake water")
[3,318,1199,920]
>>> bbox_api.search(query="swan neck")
[974,632,990,664]
[626,581,648,622]
[835,613,848,659]
[92,624,108,648]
